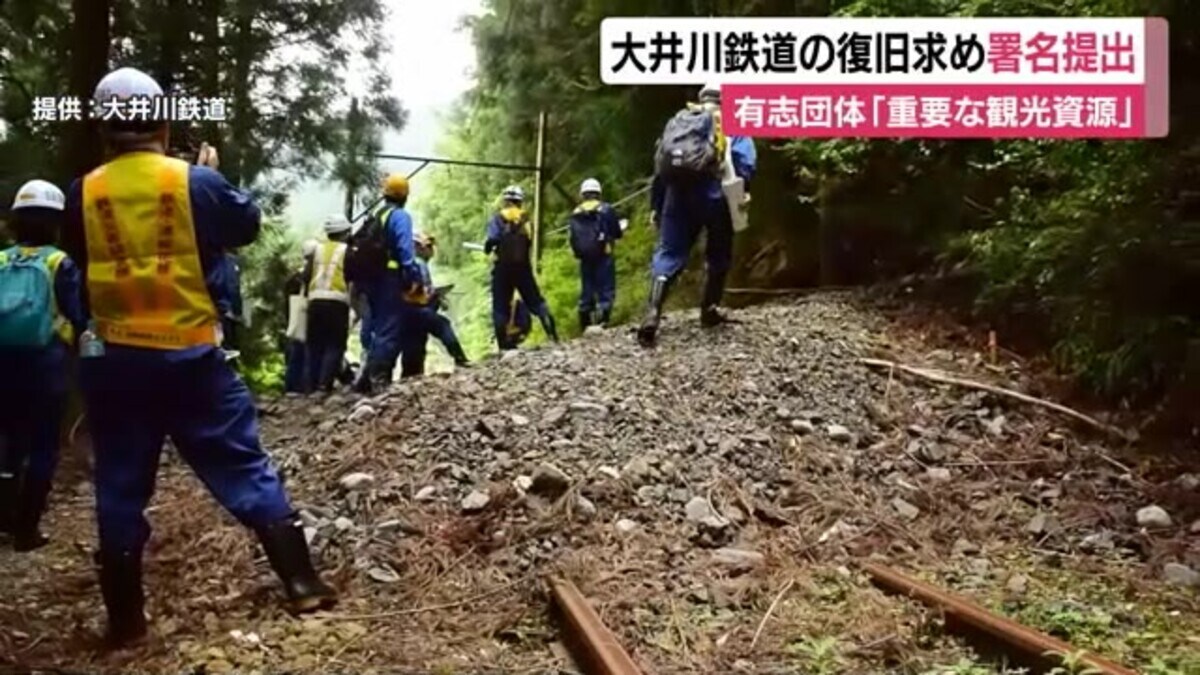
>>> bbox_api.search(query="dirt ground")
[1,292,1197,674]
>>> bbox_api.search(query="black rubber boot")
[98,550,148,649]
[12,476,51,552]
[0,471,16,535]
[578,310,592,332]
[699,268,737,328]
[446,340,471,367]
[538,308,560,343]
[350,361,373,394]
[364,360,393,391]
[495,324,514,352]
[255,516,338,615]
[637,275,671,348]
[598,308,612,328]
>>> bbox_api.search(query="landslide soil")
[1,291,1197,674]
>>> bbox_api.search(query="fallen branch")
[858,358,1132,443]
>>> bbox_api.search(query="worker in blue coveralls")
[0,180,86,552]
[568,178,625,329]
[397,231,470,376]
[485,185,560,350]
[62,67,336,649]
[354,173,419,393]
[638,82,757,348]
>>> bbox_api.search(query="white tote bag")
[286,294,308,342]
[721,137,749,233]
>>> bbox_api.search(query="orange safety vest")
[81,152,221,350]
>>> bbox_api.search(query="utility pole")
[532,111,548,273]
[343,97,360,222]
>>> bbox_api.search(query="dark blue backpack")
[568,201,608,260]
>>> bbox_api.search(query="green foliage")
[237,218,306,393]
[1,0,404,391]
[785,0,1200,403]
[785,636,844,675]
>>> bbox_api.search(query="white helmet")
[323,214,351,235]
[93,67,164,103]
[698,82,721,103]
[301,239,319,257]
[579,178,602,196]
[501,185,524,203]
[11,179,65,212]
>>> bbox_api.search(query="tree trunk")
[225,1,254,187]
[199,0,224,154]
[62,0,110,181]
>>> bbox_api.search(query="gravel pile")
[2,292,1196,674]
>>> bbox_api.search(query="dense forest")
[2,0,1197,431]
[418,0,1200,434]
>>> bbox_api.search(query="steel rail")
[863,562,1138,675]
[547,577,644,675]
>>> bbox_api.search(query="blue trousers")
[283,340,306,393]
[399,305,466,376]
[364,274,406,382]
[579,255,617,314]
[80,347,293,554]
[0,345,68,487]
[397,305,427,378]
[650,188,733,282]
[491,264,550,348]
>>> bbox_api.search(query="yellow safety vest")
[81,152,221,350]
[0,246,74,345]
[308,240,349,303]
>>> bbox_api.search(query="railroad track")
[546,566,1138,675]
[61,411,1140,675]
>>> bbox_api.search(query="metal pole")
[532,110,547,273]
[344,97,360,222]
[372,153,539,173]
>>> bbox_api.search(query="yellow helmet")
[382,173,409,199]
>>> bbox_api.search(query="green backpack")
[0,246,62,348]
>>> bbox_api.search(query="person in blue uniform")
[568,178,624,329]
[61,67,336,649]
[485,185,559,350]
[397,231,469,376]
[0,180,86,552]
[356,173,420,392]
[638,83,757,348]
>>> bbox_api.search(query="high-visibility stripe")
[309,241,349,303]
